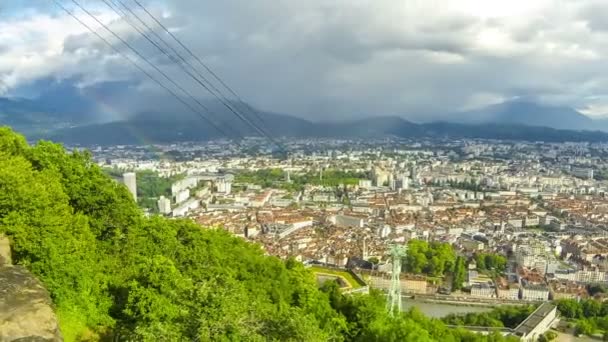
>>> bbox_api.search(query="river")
[401,298,494,318]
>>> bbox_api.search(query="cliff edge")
[0,235,62,342]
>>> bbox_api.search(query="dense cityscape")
[8,0,608,341]
[80,136,608,340]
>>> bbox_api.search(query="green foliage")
[135,170,180,199]
[556,298,608,336]
[589,284,608,296]
[442,305,536,329]
[0,127,524,342]
[575,319,595,336]
[0,129,340,341]
[309,266,365,289]
[541,330,558,341]
[404,239,456,277]
[101,168,183,212]
[322,285,519,342]
[555,298,608,319]
[452,256,467,291]
[474,253,507,274]
[556,299,584,319]
[432,179,483,192]
[235,168,366,192]
[134,170,182,212]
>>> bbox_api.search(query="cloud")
[4,0,608,121]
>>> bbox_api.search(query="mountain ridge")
[3,95,608,144]
[453,100,595,130]
[40,112,608,145]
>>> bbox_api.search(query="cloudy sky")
[2,0,608,122]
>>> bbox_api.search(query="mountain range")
[3,94,608,145]
[454,100,599,130]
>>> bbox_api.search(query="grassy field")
[309,266,365,289]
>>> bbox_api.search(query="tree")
[474,253,507,273]
[0,127,527,342]
[589,284,608,297]
[452,256,467,291]
[404,240,456,277]
[556,299,583,319]
[443,305,536,329]
[575,319,595,336]
[544,330,558,341]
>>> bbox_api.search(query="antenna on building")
[387,244,408,316]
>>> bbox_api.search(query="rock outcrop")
[0,235,11,266]
[0,235,62,342]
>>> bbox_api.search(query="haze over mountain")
[5,1,608,143]
[4,93,608,145]
[452,100,597,131]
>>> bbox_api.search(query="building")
[516,253,548,275]
[521,284,550,301]
[171,176,198,195]
[217,178,232,194]
[251,191,272,207]
[358,179,372,189]
[373,167,390,187]
[524,216,540,227]
[496,276,520,300]
[330,214,367,228]
[175,189,190,204]
[549,280,587,300]
[461,238,484,251]
[570,166,594,180]
[172,198,200,217]
[270,218,314,239]
[402,275,427,294]
[123,172,137,201]
[157,196,171,214]
[471,283,496,298]
[576,268,607,283]
[513,302,558,341]
[398,175,410,190]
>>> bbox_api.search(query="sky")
[2,0,608,122]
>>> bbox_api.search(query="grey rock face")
[0,265,63,342]
[0,235,10,266]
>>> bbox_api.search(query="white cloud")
[4,0,608,120]
[0,4,132,91]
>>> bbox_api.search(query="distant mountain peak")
[454,99,594,130]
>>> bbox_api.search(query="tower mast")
[387,244,408,315]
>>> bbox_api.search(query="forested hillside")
[0,127,517,341]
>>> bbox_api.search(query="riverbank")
[396,292,529,307]
[401,298,494,318]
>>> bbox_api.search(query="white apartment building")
[175,189,190,204]
[330,214,367,228]
[172,198,200,217]
[521,285,550,301]
[497,285,520,300]
[157,196,171,214]
[123,172,137,201]
[471,283,496,298]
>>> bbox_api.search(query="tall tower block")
[123,172,137,201]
